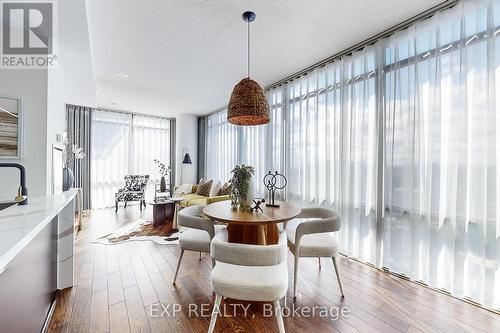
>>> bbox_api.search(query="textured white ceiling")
[86,0,444,116]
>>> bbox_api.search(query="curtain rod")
[96,107,173,121]
[203,0,458,117]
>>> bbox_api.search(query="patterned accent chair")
[115,175,150,212]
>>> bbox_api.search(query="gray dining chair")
[173,205,225,284]
[286,207,344,298]
[208,228,288,333]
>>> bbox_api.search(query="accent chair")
[208,228,288,333]
[286,207,344,298]
[114,175,149,212]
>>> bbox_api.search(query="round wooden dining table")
[203,200,301,245]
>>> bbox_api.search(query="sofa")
[177,184,230,208]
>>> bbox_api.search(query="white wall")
[46,0,96,194]
[175,114,198,185]
[0,0,96,200]
[0,70,48,200]
[56,0,96,107]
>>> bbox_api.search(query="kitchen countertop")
[0,189,78,272]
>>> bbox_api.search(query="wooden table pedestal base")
[226,224,279,245]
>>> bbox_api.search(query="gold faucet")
[15,186,28,203]
[0,163,28,205]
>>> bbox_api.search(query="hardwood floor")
[48,206,500,333]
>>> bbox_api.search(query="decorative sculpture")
[263,171,287,207]
[251,198,265,212]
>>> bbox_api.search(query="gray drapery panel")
[197,116,207,180]
[67,104,92,210]
[169,118,176,192]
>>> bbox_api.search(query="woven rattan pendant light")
[227,11,270,126]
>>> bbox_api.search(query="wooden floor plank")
[149,272,195,332]
[120,264,137,288]
[124,285,152,333]
[146,302,175,333]
[94,244,107,270]
[90,288,109,333]
[106,245,120,273]
[108,270,125,305]
[131,255,160,307]
[66,263,93,333]
[109,301,131,333]
[92,267,107,292]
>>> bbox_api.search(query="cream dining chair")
[208,228,288,333]
[173,205,225,284]
[286,207,344,298]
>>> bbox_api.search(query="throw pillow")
[192,178,204,193]
[219,181,232,195]
[209,181,222,197]
[173,183,193,196]
[196,179,212,196]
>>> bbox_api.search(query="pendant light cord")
[247,19,250,78]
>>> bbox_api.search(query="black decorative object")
[182,153,192,164]
[263,171,287,207]
[251,198,265,212]
[160,176,167,192]
[180,148,192,184]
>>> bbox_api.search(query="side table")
[169,197,184,229]
[148,200,176,236]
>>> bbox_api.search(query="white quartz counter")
[0,189,78,273]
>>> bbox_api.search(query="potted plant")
[154,159,171,192]
[230,164,255,211]
[62,138,85,191]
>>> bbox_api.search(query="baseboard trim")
[41,290,58,333]
[339,253,500,315]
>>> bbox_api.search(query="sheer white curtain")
[340,48,379,264]
[91,111,171,209]
[132,115,170,200]
[282,49,378,264]
[383,0,500,309]
[240,93,284,196]
[91,110,131,208]
[205,103,283,196]
[203,0,500,310]
[205,109,239,184]
[240,121,269,196]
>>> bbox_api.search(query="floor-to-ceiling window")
[205,109,239,184]
[205,95,283,196]
[382,0,500,308]
[91,110,171,209]
[203,0,500,310]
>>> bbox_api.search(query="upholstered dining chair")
[173,205,225,284]
[286,207,344,298]
[208,228,288,333]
